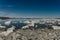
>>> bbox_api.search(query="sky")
[0,0,60,18]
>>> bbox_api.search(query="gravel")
[0,28,60,40]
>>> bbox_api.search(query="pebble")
[0,29,60,40]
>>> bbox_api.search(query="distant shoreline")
[0,17,60,20]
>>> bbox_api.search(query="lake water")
[0,18,55,29]
[0,18,40,29]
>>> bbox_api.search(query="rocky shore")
[0,28,60,40]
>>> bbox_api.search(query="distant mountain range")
[0,17,60,20]
[0,17,10,19]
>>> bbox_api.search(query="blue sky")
[0,0,60,18]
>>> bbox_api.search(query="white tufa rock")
[24,20,30,23]
[22,25,29,29]
[28,21,35,27]
[0,24,6,29]
[52,25,60,29]
[5,20,12,26]
[0,26,15,36]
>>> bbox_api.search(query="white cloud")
[0,11,7,16]
[0,11,20,17]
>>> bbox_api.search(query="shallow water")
[0,18,58,30]
[0,18,39,29]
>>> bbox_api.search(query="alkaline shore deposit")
[0,18,60,40]
[0,28,60,40]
